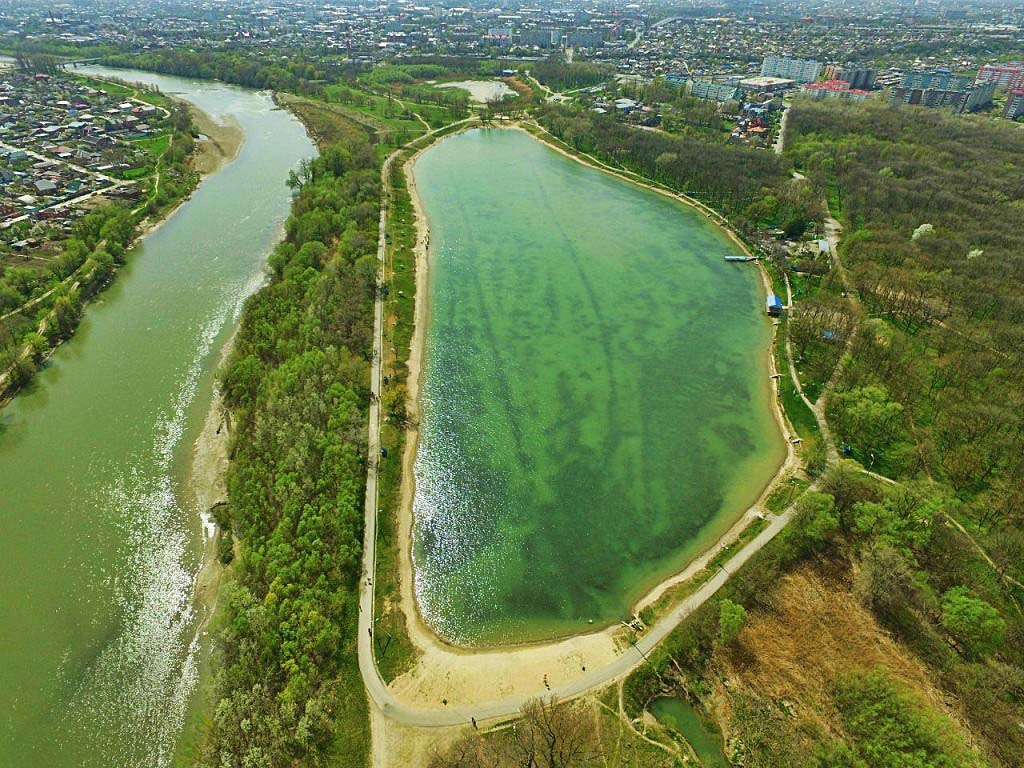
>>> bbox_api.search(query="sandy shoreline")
[187,336,234,632]
[363,122,801,725]
[372,123,803,766]
[189,104,244,176]
[182,101,248,633]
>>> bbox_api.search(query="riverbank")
[0,69,317,768]
[0,97,214,410]
[174,100,278,763]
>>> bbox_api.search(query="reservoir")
[411,129,785,644]
[0,69,312,766]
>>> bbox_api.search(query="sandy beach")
[183,99,251,627]
[189,104,244,176]
[180,103,246,651]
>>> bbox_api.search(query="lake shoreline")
[393,123,795,655]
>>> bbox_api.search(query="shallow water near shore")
[0,67,312,767]
[411,128,785,645]
[650,697,732,767]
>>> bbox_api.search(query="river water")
[0,68,312,766]
[412,129,785,644]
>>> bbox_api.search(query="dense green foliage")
[828,669,986,768]
[788,99,1024,503]
[940,587,1006,658]
[531,57,612,91]
[535,103,814,227]
[209,123,378,766]
[104,49,336,93]
[717,599,748,646]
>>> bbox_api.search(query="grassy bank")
[372,120,471,681]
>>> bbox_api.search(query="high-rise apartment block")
[760,56,823,84]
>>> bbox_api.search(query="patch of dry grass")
[713,566,955,736]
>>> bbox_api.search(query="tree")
[854,542,924,622]
[381,383,409,427]
[850,482,950,556]
[718,599,748,646]
[430,698,602,768]
[50,292,82,340]
[941,586,1006,658]
[783,215,808,240]
[832,669,983,768]
[793,491,840,548]
[820,460,878,523]
[828,385,905,464]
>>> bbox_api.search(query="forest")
[535,102,817,231]
[786,99,1024,569]
[530,57,612,91]
[206,110,378,766]
[101,49,339,93]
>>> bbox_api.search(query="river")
[0,68,313,766]
[411,128,785,644]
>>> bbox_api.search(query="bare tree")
[430,697,603,768]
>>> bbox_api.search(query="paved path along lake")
[0,69,312,767]
[411,128,785,644]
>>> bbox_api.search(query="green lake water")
[411,128,784,644]
[0,68,312,767]
[650,697,732,767]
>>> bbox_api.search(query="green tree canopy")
[941,586,1006,658]
[718,598,748,646]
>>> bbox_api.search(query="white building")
[761,56,823,84]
